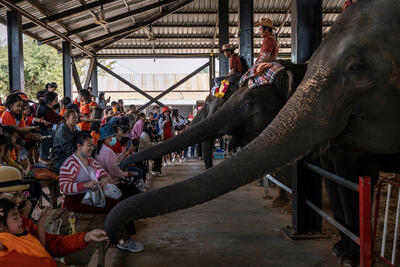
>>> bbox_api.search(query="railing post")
[359,176,372,267]
[291,158,322,235]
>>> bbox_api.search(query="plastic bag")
[81,183,106,208]
[103,183,123,199]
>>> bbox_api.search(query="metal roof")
[0,0,346,58]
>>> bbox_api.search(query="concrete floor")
[91,159,339,267]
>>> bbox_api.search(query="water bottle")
[68,212,76,234]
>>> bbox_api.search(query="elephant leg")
[202,140,213,169]
[331,150,380,267]
[320,154,347,258]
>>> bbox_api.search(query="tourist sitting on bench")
[59,132,143,253]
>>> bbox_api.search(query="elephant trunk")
[202,140,214,169]
[106,67,345,244]
[119,103,227,169]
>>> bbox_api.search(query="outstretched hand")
[84,229,108,242]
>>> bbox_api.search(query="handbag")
[72,154,106,208]
[103,183,123,199]
[81,183,106,208]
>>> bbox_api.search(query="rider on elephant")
[241,17,279,81]
[220,43,244,79]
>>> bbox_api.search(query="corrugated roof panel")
[0,0,346,57]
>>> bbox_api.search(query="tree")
[0,36,115,100]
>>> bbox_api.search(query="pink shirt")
[95,144,127,182]
[131,119,144,139]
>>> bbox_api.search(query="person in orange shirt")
[59,96,71,117]
[220,43,244,77]
[77,89,92,133]
[90,121,101,147]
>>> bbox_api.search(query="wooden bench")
[45,208,109,267]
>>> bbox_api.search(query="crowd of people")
[0,81,193,265]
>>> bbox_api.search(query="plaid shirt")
[256,33,279,63]
[239,62,285,89]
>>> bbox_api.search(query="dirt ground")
[90,159,340,267]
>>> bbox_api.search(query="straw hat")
[0,166,29,193]
[220,43,235,52]
[254,18,276,30]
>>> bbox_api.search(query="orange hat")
[13,92,32,102]
[162,106,170,113]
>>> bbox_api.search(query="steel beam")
[137,61,209,112]
[84,58,96,90]
[101,43,291,50]
[94,52,292,59]
[96,62,165,107]
[7,10,24,93]
[62,41,72,98]
[173,9,342,14]
[218,0,229,76]
[22,0,116,31]
[239,0,253,67]
[67,0,177,36]
[91,58,98,97]
[90,0,195,52]
[0,0,95,57]
[72,62,83,92]
[291,0,322,63]
[209,55,215,90]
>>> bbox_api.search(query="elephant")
[119,60,307,170]
[106,1,400,266]
[190,77,241,169]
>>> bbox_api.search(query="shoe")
[117,240,144,253]
[163,162,167,167]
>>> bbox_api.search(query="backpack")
[238,55,250,74]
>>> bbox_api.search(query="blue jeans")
[39,129,54,161]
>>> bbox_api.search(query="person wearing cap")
[220,43,244,77]
[0,166,109,266]
[158,107,174,166]
[95,126,138,184]
[254,18,279,64]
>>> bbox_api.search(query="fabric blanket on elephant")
[239,62,285,89]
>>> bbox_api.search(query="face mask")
[53,103,60,110]
[109,137,117,146]
[79,151,87,159]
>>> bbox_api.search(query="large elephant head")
[107,0,400,243]
[119,61,306,169]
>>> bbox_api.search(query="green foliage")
[0,36,115,100]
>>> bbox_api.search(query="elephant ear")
[286,70,295,99]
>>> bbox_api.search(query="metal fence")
[266,161,372,267]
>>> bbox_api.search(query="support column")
[62,41,72,98]
[239,0,253,67]
[218,0,229,76]
[209,54,215,90]
[291,0,322,63]
[7,10,24,93]
[91,58,98,96]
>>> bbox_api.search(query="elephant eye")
[244,102,252,110]
[348,63,363,73]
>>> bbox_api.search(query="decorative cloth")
[239,62,285,89]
